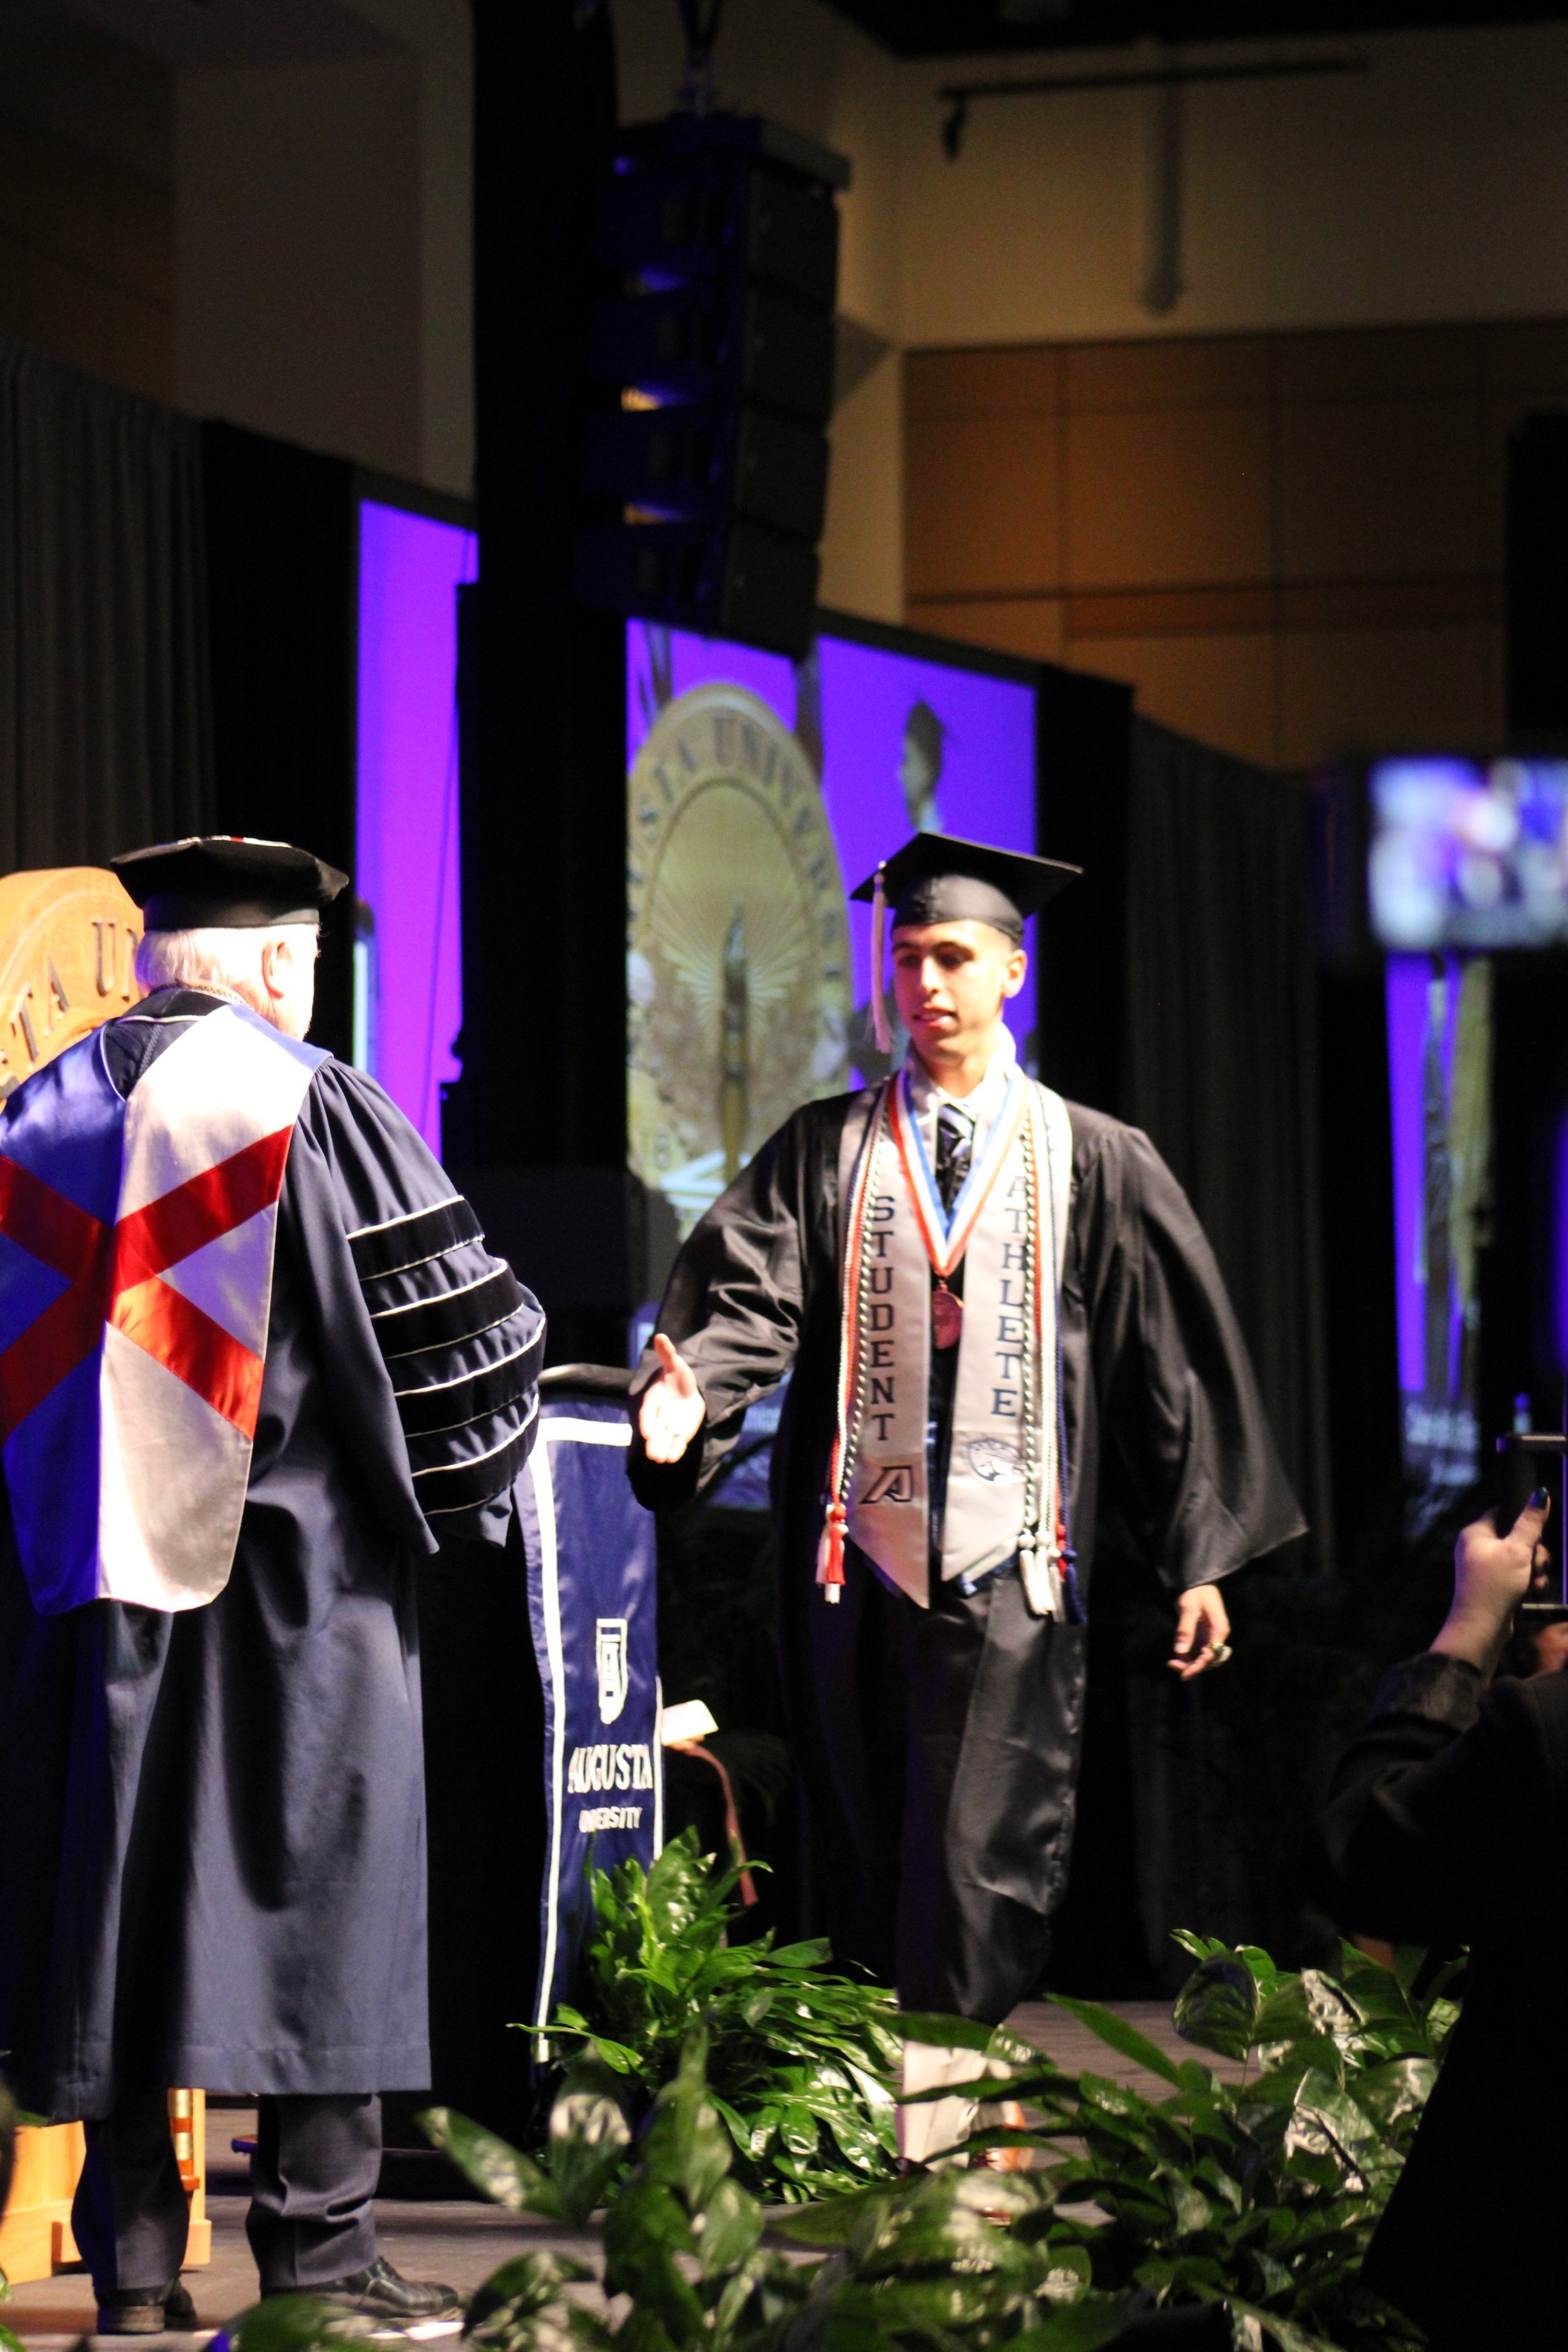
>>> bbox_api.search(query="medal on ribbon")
[886,1062,1027,1315]
[930,1283,963,1349]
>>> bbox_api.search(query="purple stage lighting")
[355,500,476,1156]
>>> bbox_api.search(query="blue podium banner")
[517,1399,660,2039]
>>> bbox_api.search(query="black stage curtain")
[1123,719,1332,1557]
[1049,716,1336,1992]
[201,421,356,1058]
[0,334,213,866]
[0,351,356,1071]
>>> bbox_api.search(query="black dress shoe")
[96,2279,199,2335]
[319,2257,460,2321]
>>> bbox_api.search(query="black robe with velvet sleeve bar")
[629,1088,1301,2023]
[0,990,545,2119]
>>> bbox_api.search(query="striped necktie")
[935,1101,973,1217]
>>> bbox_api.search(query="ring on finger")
[1207,1641,1234,1666]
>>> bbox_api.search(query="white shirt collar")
[904,1029,1018,1165]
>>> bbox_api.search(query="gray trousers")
[72,2089,381,2297]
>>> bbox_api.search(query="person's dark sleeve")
[283,1061,545,1549]
[1308,1654,1542,1945]
[1077,1120,1305,1589]
[627,1107,816,1512]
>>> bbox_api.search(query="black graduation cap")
[850,832,1080,945]
[112,837,349,931]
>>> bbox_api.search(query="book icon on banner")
[596,1618,630,1725]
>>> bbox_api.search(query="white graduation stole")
[820,1066,1073,1614]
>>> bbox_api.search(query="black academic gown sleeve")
[1064,1108,1304,1589]
[287,1062,545,1547]
[627,1098,827,1517]
[1306,1656,1568,2341]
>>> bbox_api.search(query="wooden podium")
[0,2096,211,2284]
[0,869,209,2283]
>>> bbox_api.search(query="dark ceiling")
[818,1,1568,58]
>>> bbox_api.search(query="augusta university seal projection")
[628,679,852,1236]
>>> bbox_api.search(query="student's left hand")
[1168,1582,1232,1681]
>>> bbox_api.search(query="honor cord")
[1042,1105,1082,1622]
[818,1086,887,1601]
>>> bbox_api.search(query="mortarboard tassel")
[816,1498,847,1602]
[871,864,891,1055]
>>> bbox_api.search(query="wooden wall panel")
[904,315,1555,768]
[1274,322,1483,403]
[1072,632,1276,767]
[1276,623,1502,767]
[1276,396,1486,581]
[1064,404,1272,590]
[910,595,1066,662]
[1062,334,1271,411]
[906,343,1060,420]
[906,412,1061,596]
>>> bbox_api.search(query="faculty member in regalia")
[0,839,544,2331]
[629,835,1302,2148]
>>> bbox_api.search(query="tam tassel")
[871,864,891,1055]
[817,1498,847,1603]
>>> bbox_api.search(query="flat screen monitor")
[1385,951,1491,1520]
[626,617,1038,1243]
[1369,755,1568,952]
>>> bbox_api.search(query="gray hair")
[134,924,318,1004]
[134,926,290,998]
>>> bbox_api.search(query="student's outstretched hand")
[1433,1488,1552,1675]
[638,1332,706,1464]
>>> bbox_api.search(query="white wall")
[887,24,1568,349]
[163,6,1568,522]
[176,0,472,494]
[613,8,1568,624]
[177,51,421,477]
[338,0,472,493]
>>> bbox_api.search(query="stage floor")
[6,2002,1239,2348]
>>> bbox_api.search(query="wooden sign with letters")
[0,866,142,1097]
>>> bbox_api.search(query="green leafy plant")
[216,1930,1451,2352]
[538,1830,901,2201]
[428,2028,1147,2352]
[831,1935,1452,2351]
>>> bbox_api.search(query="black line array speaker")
[574,111,849,660]
[1507,411,1568,739]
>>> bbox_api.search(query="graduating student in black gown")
[630,837,1302,2046]
[0,841,544,2331]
